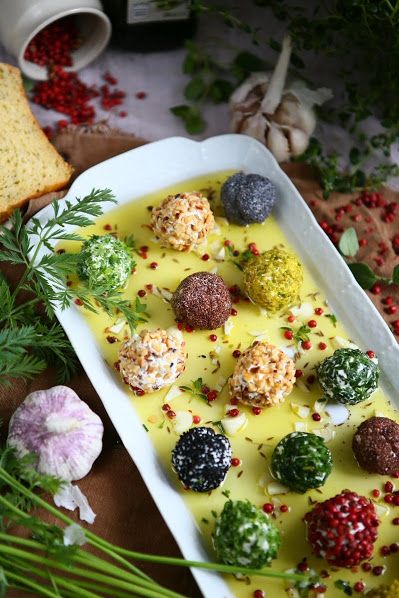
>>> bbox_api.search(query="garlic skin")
[8,386,103,482]
[230,36,332,162]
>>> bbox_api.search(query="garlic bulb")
[230,36,332,162]
[8,386,103,482]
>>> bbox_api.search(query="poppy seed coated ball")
[221,172,278,225]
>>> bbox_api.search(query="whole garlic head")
[230,36,332,162]
[8,386,103,482]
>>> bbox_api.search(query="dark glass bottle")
[102,0,196,51]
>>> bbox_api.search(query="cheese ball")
[221,172,278,226]
[172,272,232,330]
[305,490,379,567]
[119,328,186,394]
[150,191,214,252]
[271,432,333,493]
[172,427,232,492]
[214,500,281,568]
[77,234,134,292]
[367,581,399,598]
[352,416,399,475]
[243,247,303,312]
[317,348,379,405]
[228,341,295,407]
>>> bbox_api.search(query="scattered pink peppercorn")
[387,305,398,315]
[295,369,303,378]
[380,545,391,556]
[253,591,264,598]
[280,504,289,513]
[262,503,274,514]
[385,481,394,493]
[167,410,176,419]
[312,413,321,422]
[192,415,201,424]
[297,561,310,572]
[287,314,296,323]
[390,542,399,553]
[362,562,372,572]
[207,390,218,401]
[74,298,83,306]
[232,349,241,358]
[371,283,382,295]
[228,408,240,417]
[162,404,171,412]
[201,253,210,261]
[308,319,317,328]
[366,350,376,359]
[371,489,381,498]
[231,457,240,467]
[302,340,312,350]
[284,330,293,340]
[315,307,324,315]
[149,261,158,270]
[177,321,183,330]
[103,223,112,231]
[319,342,327,350]
[185,325,194,333]
[354,581,365,593]
[230,308,238,316]
[372,566,385,576]
[209,334,217,342]
[384,493,393,504]
[393,517,399,525]
[230,398,239,405]
[137,289,146,297]
[383,296,394,305]
[252,406,262,415]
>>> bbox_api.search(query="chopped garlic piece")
[375,503,389,517]
[64,523,87,547]
[295,379,310,393]
[280,346,296,359]
[258,307,268,317]
[221,412,247,436]
[294,421,307,432]
[215,376,227,391]
[106,319,127,334]
[374,410,386,418]
[224,320,234,336]
[215,217,229,227]
[291,402,310,419]
[209,266,218,274]
[325,402,350,425]
[163,385,182,403]
[249,330,268,337]
[290,302,313,319]
[258,473,269,488]
[172,411,193,434]
[331,336,359,350]
[313,427,336,443]
[267,481,290,495]
[314,399,327,413]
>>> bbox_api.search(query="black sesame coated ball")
[172,271,232,329]
[171,427,232,492]
[221,172,278,226]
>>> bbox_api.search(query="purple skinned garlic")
[8,385,103,482]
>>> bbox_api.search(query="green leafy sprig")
[179,377,210,404]
[0,189,146,387]
[0,446,308,597]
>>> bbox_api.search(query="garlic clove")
[286,126,312,157]
[230,72,269,105]
[240,111,267,144]
[266,124,290,162]
[273,95,316,136]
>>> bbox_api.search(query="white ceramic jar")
[0,0,111,80]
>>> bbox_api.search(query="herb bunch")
[0,189,146,388]
[0,445,307,597]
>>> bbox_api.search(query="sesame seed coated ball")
[271,432,333,493]
[171,427,232,492]
[317,348,379,405]
[172,272,232,330]
[213,500,281,568]
[228,341,295,407]
[243,247,303,312]
[352,416,399,475]
[150,192,214,252]
[221,172,278,226]
[119,328,186,394]
[305,490,379,567]
[77,234,134,292]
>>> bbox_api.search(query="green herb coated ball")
[271,432,333,493]
[78,235,134,292]
[317,348,379,405]
[213,500,281,568]
[243,247,303,312]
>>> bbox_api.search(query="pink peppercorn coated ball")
[305,490,379,568]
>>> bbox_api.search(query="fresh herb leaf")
[335,579,353,595]
[170,105,206,134]
[179,377,209,404]
[212,420,226,434]
[392,264,399,286]
[348,262,378,289]
[325,313,338,327]
[339,228,359,257]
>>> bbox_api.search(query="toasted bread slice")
[0,63,73,222]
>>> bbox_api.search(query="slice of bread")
[0,63,73,222]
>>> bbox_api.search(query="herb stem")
[0,568,61,598]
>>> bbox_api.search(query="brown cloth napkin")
[2,126,399,598]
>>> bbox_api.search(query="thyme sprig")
[0,189,146,387]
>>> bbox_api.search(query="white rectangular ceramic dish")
[29,134,399,598]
